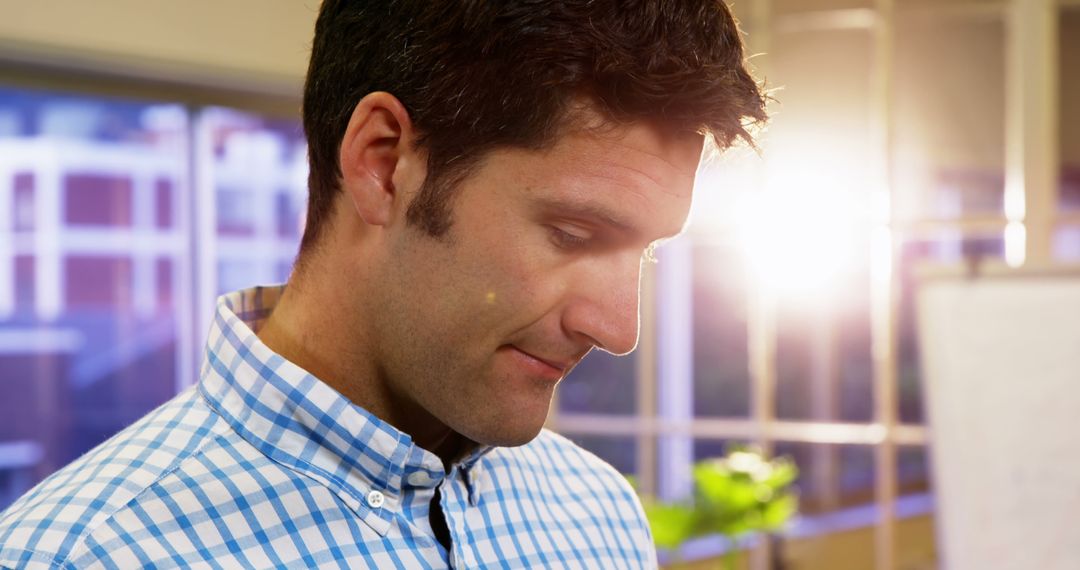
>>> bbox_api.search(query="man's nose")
[561,254,642,356]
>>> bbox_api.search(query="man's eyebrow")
[533,196,639,236]
[532,195,685,243]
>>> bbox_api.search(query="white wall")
[0,0,320,95]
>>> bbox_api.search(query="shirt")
[0,286,656,569]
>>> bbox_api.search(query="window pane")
[897,232,1005,424]
[691,439,743,464]
[564,434,637,478]
[0,87,190,509]
[1053,225,1080,261]
[203,108,307,295]
[776,442,935,569]
[773,229,874,423]
[558,350,637,415]
[893,11,1006,220]
[775,442,876,568]
[691,238,751,418]
[898,445,931,497]
[775,442,875,515]
[775,301,875,423]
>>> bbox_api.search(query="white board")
[917,274,1080,570]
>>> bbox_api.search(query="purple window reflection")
[155,178,173,229]
[64,256,133,311]
[0,89,310,511]
[12,172,34,231]
[14,256,34,311]
[0,88,192,510]
[64,174,134,227]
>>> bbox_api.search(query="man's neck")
[255,278,471,468]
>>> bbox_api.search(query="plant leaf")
[761,494,799,531]
[643,502,696,550]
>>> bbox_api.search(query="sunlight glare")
[731,138,872,304]
[734,186,864,301]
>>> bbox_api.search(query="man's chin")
[446,384,555,448]
[460,421,546,448]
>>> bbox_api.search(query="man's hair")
[300,0,767,251]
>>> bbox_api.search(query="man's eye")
[549,226,590,250]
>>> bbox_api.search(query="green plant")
[640,447,799,569]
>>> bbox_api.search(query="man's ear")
[338,92,417,227]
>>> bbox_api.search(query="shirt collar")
[197,286,493,534]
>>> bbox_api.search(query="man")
[0,0,765,567]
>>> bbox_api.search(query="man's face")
[368,116,702,448]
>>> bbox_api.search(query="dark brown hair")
[301,0,767,251]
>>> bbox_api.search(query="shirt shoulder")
[513,429,634,488]
[0,388,229,569]
[523,429,646,514]
[476,429,657,567]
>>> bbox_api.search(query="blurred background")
[0,0,1076,568]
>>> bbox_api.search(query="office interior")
[1,1,1077,569]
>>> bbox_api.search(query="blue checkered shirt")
[0,286,656,569]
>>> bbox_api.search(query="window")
[1060,7,1080,213]
[546,1,1063,568]
[0,89,187,501]
[1059,4,1080,265]
[0,87,306,509]
[200,108,307,298]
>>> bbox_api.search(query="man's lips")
[513,347,569,373]
[505,345,579,380]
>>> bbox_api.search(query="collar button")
[366,489,385,509]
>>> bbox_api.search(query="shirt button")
[366,490,385,509]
